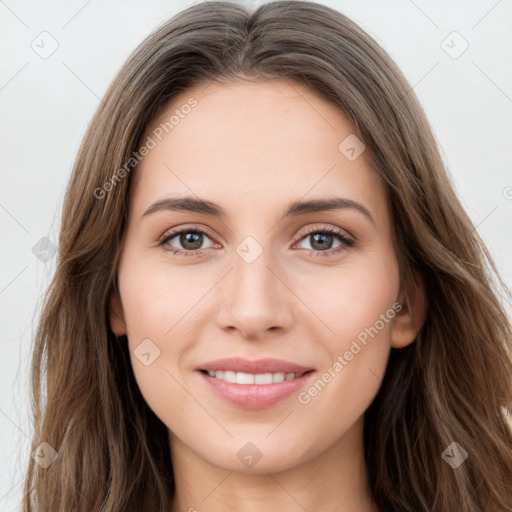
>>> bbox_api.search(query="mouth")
[195,357,316,408]
[196,367,316,409]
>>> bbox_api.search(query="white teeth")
[255,373,273,384]
[236,372,255,384]
[223,371,237,383]
[205,370,303,384]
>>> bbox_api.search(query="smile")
[197,369,316,409]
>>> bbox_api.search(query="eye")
[295,226,354,257]
[158,224,355,258]
[158,226,216,256]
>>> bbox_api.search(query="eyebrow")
[142,196,375,225]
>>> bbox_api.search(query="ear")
[391,276,427,349]
[109,290,127,336]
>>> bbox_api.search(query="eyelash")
[158,224,355,258]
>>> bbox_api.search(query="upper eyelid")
[299,224,353,239]
[160,224,217,243]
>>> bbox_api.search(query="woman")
[23,1,512,510]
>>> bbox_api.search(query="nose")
[215,245,294,340]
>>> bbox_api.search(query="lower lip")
[197,370,316,409]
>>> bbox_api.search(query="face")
[110,78,419,474]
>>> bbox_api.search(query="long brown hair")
[23,1,512,510]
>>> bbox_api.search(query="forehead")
[132,79,387,225]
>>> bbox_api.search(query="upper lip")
[196,357,315,375]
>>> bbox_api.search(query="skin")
[110,78,425,512]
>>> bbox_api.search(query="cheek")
[116,256,180,403]
[118,252,207,338]
[117,254,219,414]
[293,256,398,419]
[296,255,399,346]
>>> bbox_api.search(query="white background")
[1,0,511,509]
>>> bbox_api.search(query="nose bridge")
[216,234,292,336]
[231,235,278,307]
